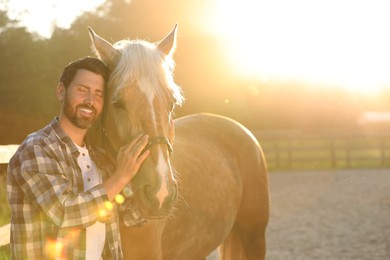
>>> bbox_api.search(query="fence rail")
[0,224,10,247]
[254,130,390,170]
[0,145,17,248]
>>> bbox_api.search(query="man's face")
[62,69,105,129]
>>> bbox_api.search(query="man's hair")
[59,57,109,88]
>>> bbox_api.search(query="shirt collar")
[50,117,79,155]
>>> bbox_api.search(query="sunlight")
[2,0,105,38]
[206,0,390,93]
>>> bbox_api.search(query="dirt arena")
[265,168,390,260]
[3,167,389,259]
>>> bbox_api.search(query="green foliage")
[0,170,10,258]
[0,169,10,259]
[0,171,10,225]
[0,245,9,260]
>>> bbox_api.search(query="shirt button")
[87,177,92,182]
[87,165,90,169]
[82,153,86,156]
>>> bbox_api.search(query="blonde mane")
[109,39,184,106]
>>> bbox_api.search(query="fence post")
[287,140,292,169]
[346,139,351,168]
[331,138,336,168]
[0,224,10,247]
[380,138,385,166]
[275,143,280,169]
[0,144,18,248]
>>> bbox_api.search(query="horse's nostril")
[164,183,178,206]
[140,182,178,211]
[141,185,159,205]
[143,185,153,198]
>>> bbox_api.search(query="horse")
[88,25,270,260]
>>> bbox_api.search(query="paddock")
[266,168,390,259]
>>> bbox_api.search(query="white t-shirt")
[75,144,106,260]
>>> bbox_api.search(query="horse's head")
[88,25,183,221]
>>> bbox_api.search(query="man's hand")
[104,134,150,201]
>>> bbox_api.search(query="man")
[7,57,149,259]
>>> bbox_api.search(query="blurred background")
[1,0,390,170]
[2,1,390,258]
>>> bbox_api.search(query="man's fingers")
[131,135,149,155]
[121,134,148,153]
[127,134,145,148]
[137,150,150,163]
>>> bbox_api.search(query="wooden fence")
[254,130,390,170]
[0,145,17,248]
[0,145,18,174]
[0,224,9,247]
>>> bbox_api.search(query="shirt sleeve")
[14,142,114,228]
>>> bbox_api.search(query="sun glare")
[3,0,105,38]
[4,0,390,94]
[206,0,390,94]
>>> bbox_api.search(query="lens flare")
[45,239,63,259]
[115,194,125,204]
[104,200,113,210]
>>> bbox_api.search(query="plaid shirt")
[7,118,123,259]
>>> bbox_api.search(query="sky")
[203,0,390,94]
[1,0,105,38]
[2,0,390,94]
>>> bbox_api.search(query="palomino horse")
[88,25,270,260]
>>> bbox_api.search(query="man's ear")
[56,83,65,102]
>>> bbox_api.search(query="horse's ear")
[88,27,121,68]
[157,24,178,56]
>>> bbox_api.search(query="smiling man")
[7,57,150,259]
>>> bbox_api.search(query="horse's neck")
[87,121,117,165]
[86,120,104,147]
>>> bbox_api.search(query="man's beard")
[63,96,98,129]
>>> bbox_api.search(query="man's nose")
[85,92,95,105]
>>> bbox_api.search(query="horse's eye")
[113,101,125,109]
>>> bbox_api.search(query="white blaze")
[140,79,169,208]
[156,150,169,207]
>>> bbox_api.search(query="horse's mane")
[109,39,184,106]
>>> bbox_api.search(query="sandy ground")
[2,168,389,259]
[265,168,390,260]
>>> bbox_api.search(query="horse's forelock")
[109,39,184,106]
